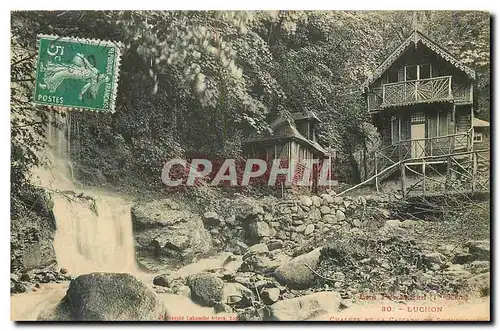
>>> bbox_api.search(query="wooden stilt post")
[422,159,426,195]
[401,163,407,198]
[445,156,451,190]
[472,151,477,192]
[374,152,379,192]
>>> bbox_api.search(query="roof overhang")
[362,30,476,91]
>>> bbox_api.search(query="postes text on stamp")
[33,35,122,113]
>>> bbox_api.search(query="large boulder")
[273,247,322,289]
[465,240,490,261]
[186,272,224,307]
[131,200,212,265]
[38,273,158,321]
[266,291,341,321]
[247,221,271,240]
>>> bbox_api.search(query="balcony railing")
[373,129,473,173]
[368,76,472,110]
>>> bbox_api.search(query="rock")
[465,241,490,261]
[153,274,172,288]
[311,196,322,207]
[240,254,284,274]
[295,225,306,233]
[60,268,68,275]
[453,252,474,264]
[293,219,304,226]
[11,282,27,294]
[352,219,362,227]
[20,272,32,282]
[233,272,254,289]
[322,214,336,223]
[10,273,19,282]
[335,210,345,221]
[238,306,266,321]
[222,283,254,307]
[267,239,283,251]
[252,205,265,215]
[320,206,331,215]
[443,264,472,279]
[400,219,415,228]
[304,224,315,236]
[177,285,191,298]
[43,272,56,283]
[333,196,343,205]
[203,211,220,226]
[246,243,269,255]
[423,252,446,266]
[308,207,322,221]
[248,222,271,240]
[187,273,224,307]
[38,273,158,321]
[270,222,280,228]
[320,194,334,204]
[131,200,212,265]
[261,288,280,304]
[466,260,490,274]
[385,219,401,227]
[222,255,244,274]
[267,292,341,321]
[298,196,313,207]
[274,247,322,289]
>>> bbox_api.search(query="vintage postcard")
[10,10,491,322]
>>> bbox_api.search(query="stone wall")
[204,191,397,257]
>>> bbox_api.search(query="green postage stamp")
[33,35,122,113]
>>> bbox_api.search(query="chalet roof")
[362,29,476,90]
[244,120,329,156]
[272,110,321,127]
[473,117,490,127]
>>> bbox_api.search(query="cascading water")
[34,110,138,275]
[11,111,142,321]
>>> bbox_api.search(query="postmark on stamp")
[33,35,122,113]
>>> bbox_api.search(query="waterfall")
[34,110,138,275]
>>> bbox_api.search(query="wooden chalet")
[243,111,332,191]
[362,29,489,196]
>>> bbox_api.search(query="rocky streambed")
[10,191,491,321]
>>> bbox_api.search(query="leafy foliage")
[10,10,491,192]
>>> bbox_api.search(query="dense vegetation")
[11,11,491,201]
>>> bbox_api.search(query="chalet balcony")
[368,76,472,111]
[374,129,474,174]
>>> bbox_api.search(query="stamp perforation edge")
[33,34,123,114]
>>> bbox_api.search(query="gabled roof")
[362,29,476,90]
[244,114,329,156]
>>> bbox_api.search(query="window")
[388,64,433,83]
[420,64,432,79]
[411,112,425,124]
[405,65,418,81]
[387,69,399,83]
[428,110,450,138]
[474,132,483,142]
